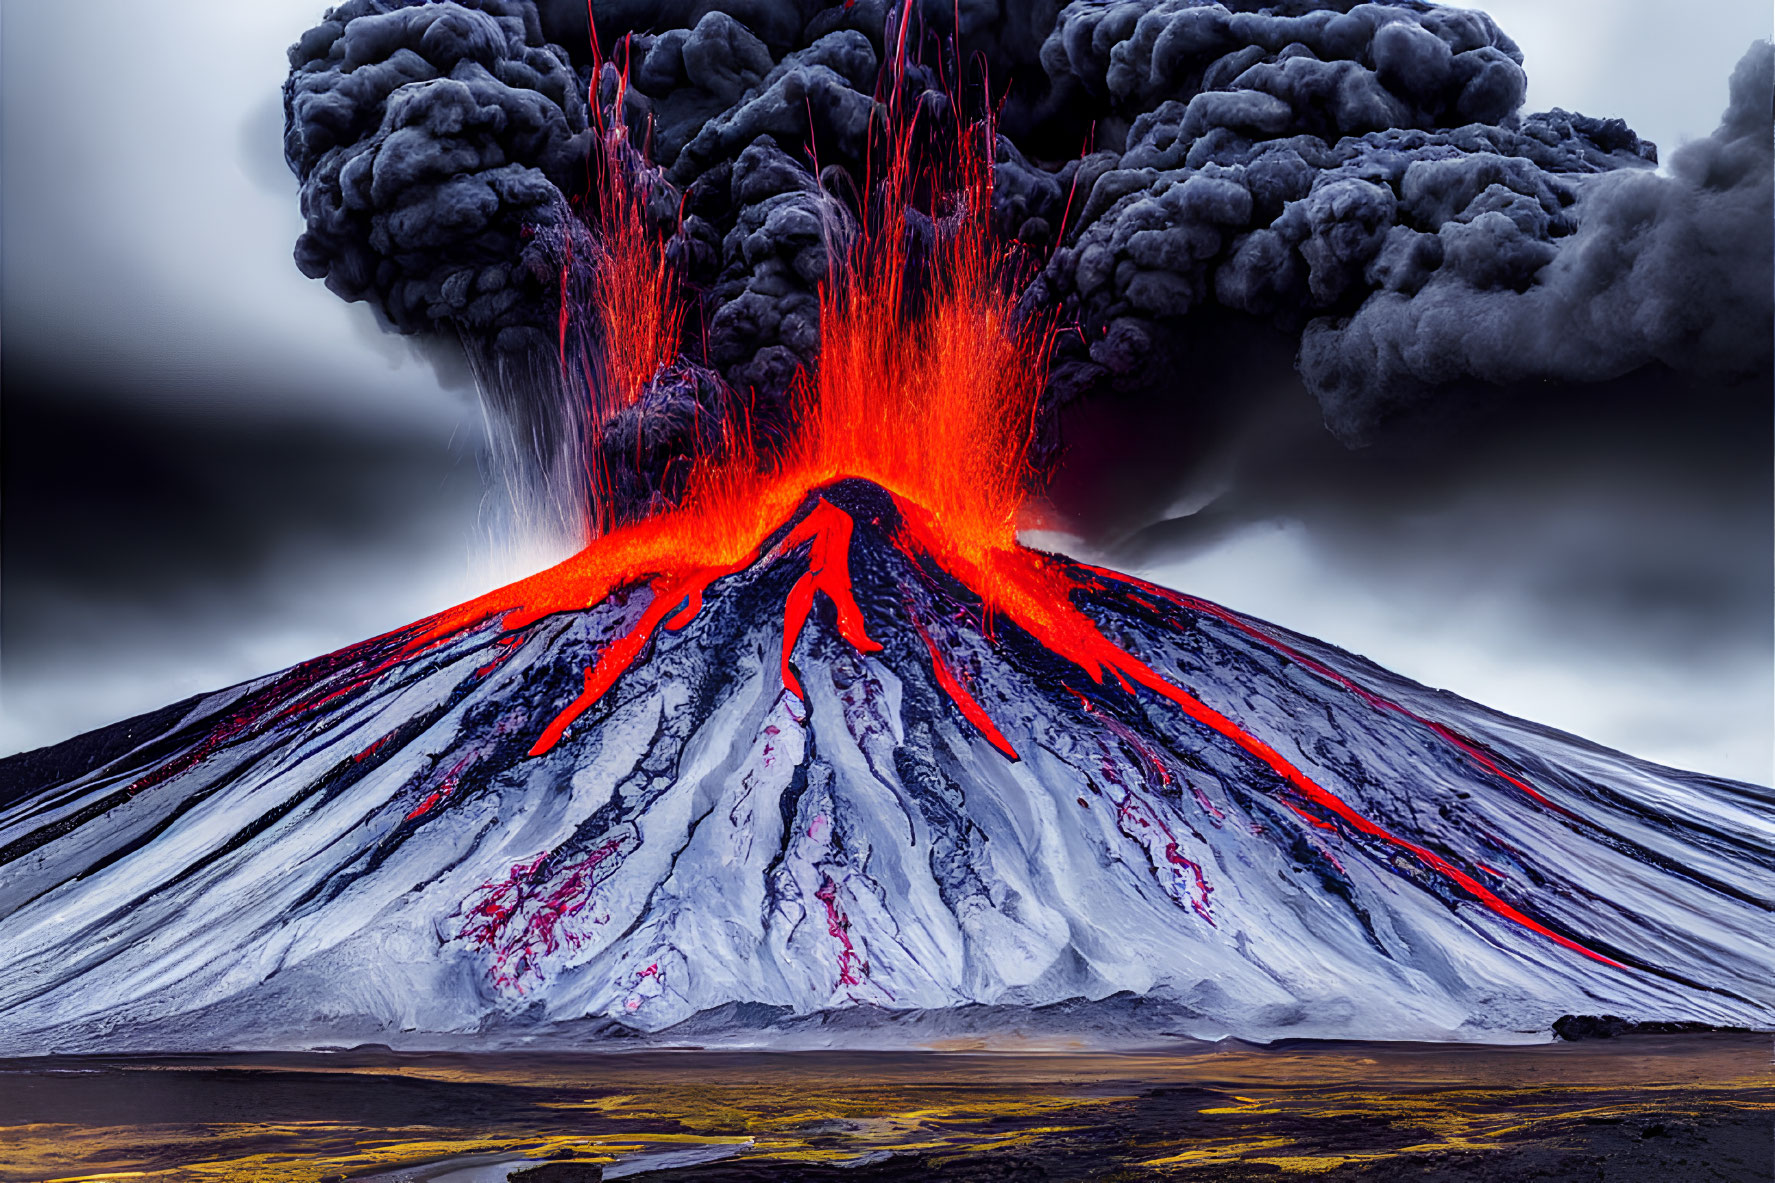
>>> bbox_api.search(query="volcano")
[6,38,1771,1052]
[1,478,1769,1052]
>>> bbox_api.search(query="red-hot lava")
[397,41,1623,972]
[558,30,690,535]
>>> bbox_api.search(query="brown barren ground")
[1,1034,1769,1181]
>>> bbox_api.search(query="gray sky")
[1,0,1769,783]
[1448,0,1772,160]
[0,1,553,756]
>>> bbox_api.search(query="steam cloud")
[284,0,1773,523]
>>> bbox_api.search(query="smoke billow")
[284,0,590,351]
[1010,4,1771,444]
[283,0,1773,533]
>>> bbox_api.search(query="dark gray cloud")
[0,2,519,757]
[284,0,593,354]
[1298,43,1773,438]
[0,354,498,761]
[1118,360,1773,781]
[1,374,471,629]
[1017,7,1769,443]
[284,1,1772,518]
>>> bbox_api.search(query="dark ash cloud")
[284,0,592,355]
[1297,41,1774,439]
[284,1,1772,523]
[1016,5,1769,446]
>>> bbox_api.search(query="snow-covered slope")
[1,481,1769,1051]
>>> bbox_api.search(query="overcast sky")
[1447,0,1771,160]
[0,1,541,758]
[1,0,1769,783]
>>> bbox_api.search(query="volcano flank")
[0,478,1769,1052]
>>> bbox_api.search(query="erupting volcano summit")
[0,0,1769,1053]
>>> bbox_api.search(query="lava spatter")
[910,609,1020,761]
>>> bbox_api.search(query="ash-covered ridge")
[0,480,1769,1052]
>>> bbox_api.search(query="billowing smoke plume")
[284,0,1773,529]
[1017,4,1772,443]
[285,0,590,354]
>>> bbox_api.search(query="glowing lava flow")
[526,559,741,757]
[402,474,1622,970]
[910,611,1020,760]
[1073,563,1574,816]
[776,499,883,701]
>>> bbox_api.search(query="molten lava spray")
[576,117,682,424]
[414,96,1058,739]
[560,31,689,536]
